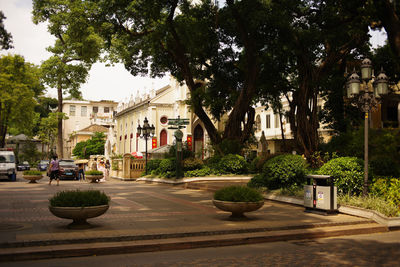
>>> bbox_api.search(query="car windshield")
[0,154,15,163]
[59,160,75,167]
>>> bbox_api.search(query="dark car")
[17,161,30,171]
[58,159,78,180]
[37,160,49,171]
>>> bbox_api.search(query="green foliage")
[167,142,194,160]
[85,170,103,176]
[317,157,364,195]
[183,157,204,171]
[158,158,176,173]
[214,186,264,202]
[214,139,243,155]
[49,190,110,207]
[252,154,308,190]
[370,178,400,209]
[0,54,43,146]
[218,154,248,174]
[146,159,162,172]
[338,194,400,217]
[23,170,42,176]
[18,141,41,165]
[0,11,13,50]
[184,166,212,177]
[72,132,106,159]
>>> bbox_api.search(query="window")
[274,114,280,128]
[160,116,168,125]
[69,105,76,116]
[93,106,98,113]
[104,107,110,113]
[81,106,87,117]
[266,114,271,129]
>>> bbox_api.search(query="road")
[1,231,400,267]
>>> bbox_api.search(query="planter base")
[23,175,43,183]
[213,199,264,219]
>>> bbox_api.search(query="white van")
[0,149,16,181]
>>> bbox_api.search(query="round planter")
[22,175,43,183]
[49,205,109,229]
[213,199,264,218]
[86,174,103,183]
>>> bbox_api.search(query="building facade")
[62,99,118,158]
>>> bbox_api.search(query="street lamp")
[137,117,155,175]
[346,58,389,196]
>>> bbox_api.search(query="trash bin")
[304,174,337,215]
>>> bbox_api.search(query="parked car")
[0,148,16,181]
[17,161,30,171]
[58,159,78,180]
[37,160,49,171]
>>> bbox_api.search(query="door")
[160,129,167,146]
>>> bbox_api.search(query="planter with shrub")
[213,185,264,218]
[22,170,43,183]
[48,190,110,228]
[85,170,104,183]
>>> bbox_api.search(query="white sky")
[1,0,387,103]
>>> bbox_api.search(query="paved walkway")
[0,176,387,261]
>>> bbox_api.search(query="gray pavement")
[0,175,391,262]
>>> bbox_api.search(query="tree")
[33,0,102,157]
[37,112,66,158]
[0,54,44,147]
[72,132,106,159]
[0,11,13,50]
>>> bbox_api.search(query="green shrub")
[185,166,212,177]
[214,186,263,202]
[218,154,248,174]
[247,174,265,188]
[370,177,400,209]
[49,190,110,207]
[183,157,204,171]
[370,156,400,177]
[158,158,176,173]
[205,155,222,171]
[317,157,364,195]
[254,154,308,190]
[338,194,400,217]
[85,170,104,175]
[146,159,162,172]
[215,139,243,155]
[23,170,42,175]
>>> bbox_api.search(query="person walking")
[105,160,111,178]
[48,155,60,186]
[98,160,106,182]
[78,163,85,181]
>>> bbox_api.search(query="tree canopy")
[0,54,44,147]
[0,11,13,50]
[72,132,106,159]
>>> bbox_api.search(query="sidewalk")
[0,177,389,262]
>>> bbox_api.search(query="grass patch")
[49,190,110,207]
[338,194,400,217]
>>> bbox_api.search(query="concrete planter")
[86,175,103,183]
[22,175,43,183]
[213,199,264,218]
[49,205,109,229]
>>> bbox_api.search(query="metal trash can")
[304,175,338,215]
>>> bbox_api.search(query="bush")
[218,154,248,174]
[370,177,400,209]
[23,170,42,175]
[158,158,176,173]
[183,157,204,171]
[185,166,212,177]
[85,170,104,175]
[338,194,400,217]
[317,157,364,195]
[146,159,162,172]
[247,174,265,188]
[253,154,308,190]
[370,156,400,177]
[214,186,263,202]
[49,190,110,207]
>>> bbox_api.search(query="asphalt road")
[1,231,399,267]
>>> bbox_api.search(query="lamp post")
[346,58,389,196]
[137,117,155,175]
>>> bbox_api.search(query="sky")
[1,0,387,103]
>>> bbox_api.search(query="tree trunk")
[57,84,63,158]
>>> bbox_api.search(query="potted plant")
[85,170,104,183]
[213,186,265,219]
[49,190,110,229]
[22,170,43,183]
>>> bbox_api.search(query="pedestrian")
[78,163,85,181]
[48,155,60,186]
[98,160,106,182]
[91,158,98,171]
[105,159,111,178]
